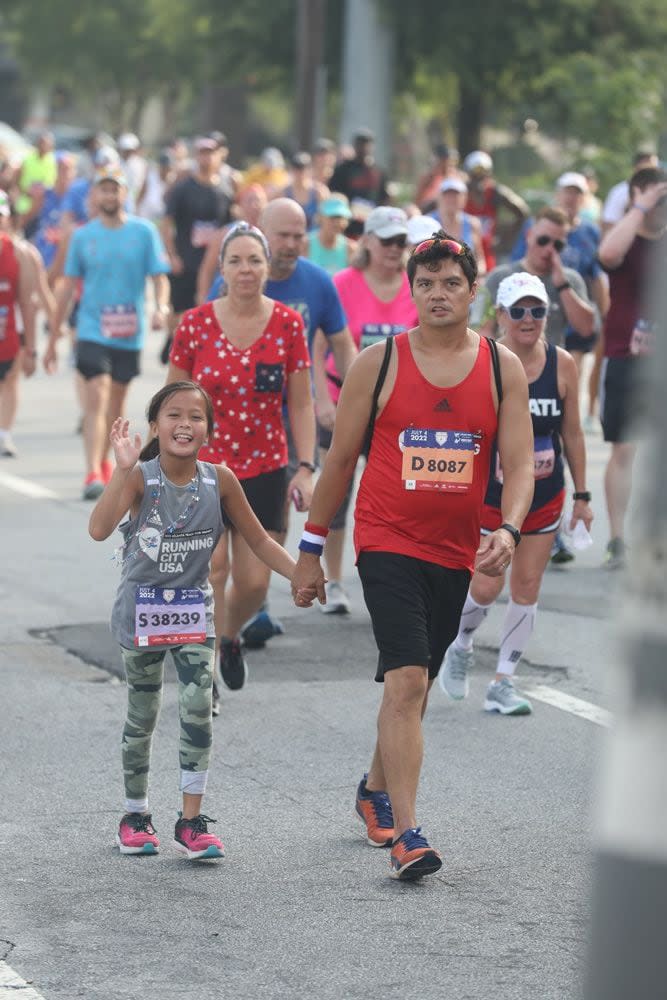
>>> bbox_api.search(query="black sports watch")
[499,523,521,546]
[573,490,591,501]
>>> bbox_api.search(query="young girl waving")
[89,381,311,860]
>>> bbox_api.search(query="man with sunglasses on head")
[475,207,595,349]
[291,232,534,880]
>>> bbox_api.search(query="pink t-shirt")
[326,267,418,402]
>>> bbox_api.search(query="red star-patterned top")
[170,300,310,479]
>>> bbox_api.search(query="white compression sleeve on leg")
[454,593,494,651]
[181,769,208,795]
[497,600,537,676]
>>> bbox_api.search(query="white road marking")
[0,961,47,998]
[524,683,612,727]
[0,472,58,500]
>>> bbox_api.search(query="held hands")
[475,529,515,577]
[291,553,327,607]
[110,418,142,471]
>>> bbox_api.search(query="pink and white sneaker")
[115,813,159,855]
[173,813,224,860]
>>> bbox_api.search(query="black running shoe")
[219,638,248,691]
[212,679,221,717]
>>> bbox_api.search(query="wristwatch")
[499,523,521,546]
[573,490,591,501]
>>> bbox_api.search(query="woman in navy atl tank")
[440,274,593,716]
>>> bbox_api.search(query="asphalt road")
[0,342,624,1000]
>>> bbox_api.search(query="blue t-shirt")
[207,257,346,352]
[31,188,67,267]
[61,178,91,224]
[65,217,170,350]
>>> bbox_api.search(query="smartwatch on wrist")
[572,490,591,501]
[499,523,521,546]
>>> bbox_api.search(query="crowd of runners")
[2,124,665,877]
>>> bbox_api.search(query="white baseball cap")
[557,171,588,193]
[118,132,140,152]
[496,272,549,308]
[439,177,468,194]
[463,150,493,174]
[364,206,408,238]
[406,215,439,246]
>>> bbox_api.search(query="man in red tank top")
[292,232,534,880]
[0,194,38,457]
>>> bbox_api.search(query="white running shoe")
[484,678,532,715]
[0,433,17,457]
[439,643,473,700]
[320,580,351,615]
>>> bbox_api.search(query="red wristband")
[304,521,329,538]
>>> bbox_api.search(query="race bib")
[134,586,207,647]
[401,428,477,493]
[629,319,655,358]
[360,324,406,351]
[496,434,555,483]
[101,304,138,339]
[191,221,217,248]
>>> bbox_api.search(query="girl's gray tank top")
[110,457,224,649]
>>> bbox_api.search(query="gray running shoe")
[82,477,105,500]
[484,678,532,715]
[439,643,473,700]
[320,580,351,615]
[605,537,626,571]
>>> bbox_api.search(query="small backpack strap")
[486,336,503,407]
[364,336,393,453]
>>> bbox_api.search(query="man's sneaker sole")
[173,839,224,860]
[114,834,159,855]
[321,602,350,615]
[354,806,393,847]
[389,851,442,880]
[483,697,532,716]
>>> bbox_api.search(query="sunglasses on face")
[508,305,548,321]
[536,234,565,252]
[378,234,407,248]
[412,236,464,256]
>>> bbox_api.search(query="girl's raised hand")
[110,418,142,471]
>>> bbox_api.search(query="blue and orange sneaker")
[173,813,224,860]
[115,812,159,855]
[355,774,395,847]
[389,827,442,880]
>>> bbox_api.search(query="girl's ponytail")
[139,436,160,462]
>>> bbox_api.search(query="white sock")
[125,797,148,814]
[454,593,494,651]
[497,600,537,677]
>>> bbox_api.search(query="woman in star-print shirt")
[168,222,315,697]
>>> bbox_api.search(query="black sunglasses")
[379,234,407,248]
[508,305,548,321]
[536,234,565,252]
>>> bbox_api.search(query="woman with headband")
[168,222,315,710]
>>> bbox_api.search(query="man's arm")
[43,276,77,372]
[311,329,337,432]
[599,181,667,268]
[476,347,534,575]
[557,347,594,531]
[551,262,595,337]
[160,213,182,274]
[151,273,171,329]
[290,345,385,600]
[196,229,224,304]
[327,326,357,382]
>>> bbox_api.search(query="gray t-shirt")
[110,457,224,649]
[472,261,590,346]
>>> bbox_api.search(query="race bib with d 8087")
[401,428,477,493]
[134,586,207,647]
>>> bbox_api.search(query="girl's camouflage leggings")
[120,639,214,799]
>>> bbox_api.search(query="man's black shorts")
[169,271,198,314]
[222,466,288,534]
[600,356,648,443]
[565,330,598,354]
[76,340,140,384]
[357,551,471,682]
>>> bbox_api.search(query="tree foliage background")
[2,0,666,184]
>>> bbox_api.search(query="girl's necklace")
[112,463,201,566]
